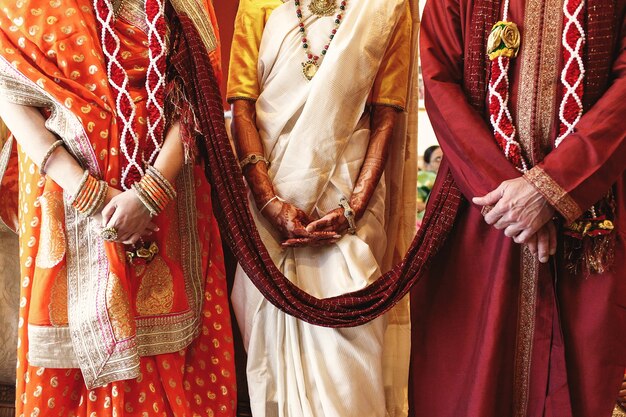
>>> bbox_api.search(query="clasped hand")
[262,199,346,248]
[98,188,159,245]
[472,177,556,263]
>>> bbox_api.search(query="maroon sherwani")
[410,1,626,416]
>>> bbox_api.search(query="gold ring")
[481,205,494,217]
[100,226,118,241]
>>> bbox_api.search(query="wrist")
[349,197,366,221]
[258,195,284,216]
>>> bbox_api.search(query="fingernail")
[155,227,160,232]
[540,256,548,263]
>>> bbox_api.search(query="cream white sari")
[232,0,416,416]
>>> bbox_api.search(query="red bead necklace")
[294,0,347,81]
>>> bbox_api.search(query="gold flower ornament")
[487,21,521,60]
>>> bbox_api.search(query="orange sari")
[0,1,235,416]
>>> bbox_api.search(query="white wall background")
[415,0,440,164]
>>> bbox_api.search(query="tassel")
[563,190,616,276]
[164,76,201,163]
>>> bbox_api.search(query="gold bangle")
[259,195,283,213]
[146,165,176,199]
[39,140,64,176]
[84,181,109,217]
[338,197,357,234]
[239,153,270,171]
[132,183,159,217]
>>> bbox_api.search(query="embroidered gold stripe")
[525,166,583,224]
[516,0,563,164]
[513,0,564,415]
[171,0,218,53]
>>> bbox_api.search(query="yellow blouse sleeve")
[368,4,412,110]
[226,0,281,103]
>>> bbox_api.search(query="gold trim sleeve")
[226,0,281,103]
[368,2,412,110]
[524,166,583,224]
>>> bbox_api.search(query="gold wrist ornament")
[259,195,284,213]
[338,197,357,235]
[132,165,176,217]
[239,153,270,170]
[69,170,109,217]
[39,140,65,175]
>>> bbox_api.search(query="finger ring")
[100,226,118,241]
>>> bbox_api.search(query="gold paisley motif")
[35,191,66,269]
[49,266,68,326]
[136,255,174,316]
[106,272,135,340]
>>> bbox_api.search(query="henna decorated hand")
[261,199,338,247]
[306,208,349,234]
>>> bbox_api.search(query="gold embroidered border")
[513,247,540,417]
[113,0,150,34]
[177,164,204,318]
[516,0,543,164]
[135,164,204,357]
[0,57,102,176]
[516,0,563,164]
[536,0,563,160]
[513,2,564,412]
[0,136,13,233]
[525,166,582,224]
[171,0,218,53]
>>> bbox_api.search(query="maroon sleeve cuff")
[524,166,582,224]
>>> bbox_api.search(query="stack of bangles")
[68,170,109,217]
[132,165,177,217]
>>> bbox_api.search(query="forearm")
[231,99,275,208]
[525,14,626,222]
[152,122,186,185]
[0,100,84,194]
[350,105,398,220]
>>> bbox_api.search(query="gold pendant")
[302,60,319,80]
[308,0,337,17]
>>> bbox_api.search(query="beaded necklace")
[294,0,347,81]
